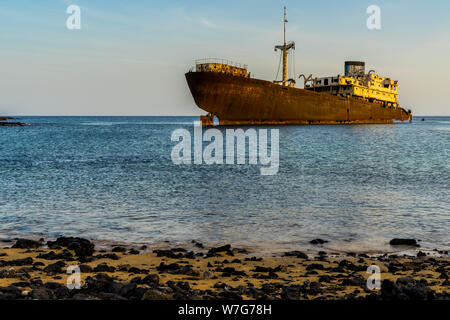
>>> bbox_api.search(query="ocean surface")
[0,116,449,254]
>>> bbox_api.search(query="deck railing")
[195,58,247,70]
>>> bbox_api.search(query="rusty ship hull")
[185,71,411,125]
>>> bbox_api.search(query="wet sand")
[0,237,448,300]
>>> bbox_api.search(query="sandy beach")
[0,237,448,300]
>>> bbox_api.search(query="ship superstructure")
[304,61,400,108]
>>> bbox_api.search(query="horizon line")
[3,115,449,117]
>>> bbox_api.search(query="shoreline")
[1,236,448,300]
[0,116,26,126]
[1,233,448,257]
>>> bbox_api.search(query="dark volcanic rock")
[153,248,195,259]
[310,239,328,245]
[387,263,401,273]
[112,247,127,253]
[94,253,119,260]
[37,250,73,261]
[318,275,332,283]
[157,263,199,276]
[306,263,324,271]
[11,281,29,288]
[308,282,323,295]
[43,261,66,274]
[127,267,148,274]
[1,257,34,267]
[12,239,41,249]
[260,283,280,295]
[44,282,67,290]
[141,274,160,287]
[417,251,427,257]
[399,283,435,300]
[47,237,95,258]
[253,272,279,279]
[156,262,181,272]
[118,283,137,298]
[183,251,195,259]
[281,284,308,300]
[252,266,284,273]
[30,288,56,300]
[244,257,263,262]
[166,280,198,300]
[0,269,16,279]
[142,289,172,300]
[192,241,204,249]
[153,249,184,259]
[342,277,365,287]
[93,263,116,273]
[329,266,346,273]
[84,273,116,292]
[207,244,231,255]
[283,251,308,259]
[218,288,243,300]
[396,277,416,286]
[338,260,366,272]
[305,270,318,275]
[389,239,420,247]
[0,121,26,127]
[381,279,435,300]
[79,264,93,273]
[246,286,266,299]
[0,286,23,300]
[84,273,146,300]
[216,267,247,277]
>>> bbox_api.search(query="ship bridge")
[303,61,400,108]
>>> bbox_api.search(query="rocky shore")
[0,237,448,300]
[0,117,26,126]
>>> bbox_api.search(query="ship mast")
[283,7,287,83]
[275,6,295,86]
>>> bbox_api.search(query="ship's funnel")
[345,61,365,76]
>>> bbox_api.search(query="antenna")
[284,6,287,46]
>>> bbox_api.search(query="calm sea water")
[0,116,449,254]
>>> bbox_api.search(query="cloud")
[199,18,217,29]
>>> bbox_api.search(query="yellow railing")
[195,58,247,70]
